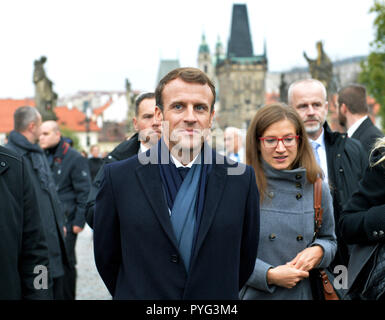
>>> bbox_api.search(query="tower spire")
[227,4,253,58]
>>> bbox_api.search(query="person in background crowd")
[339,137,385,300]
[0,146,51,299]
[39,120,91,300]
[85,92,161,228]
[337,84,384,155]
[93,67,260,299]
[241,103,336,300]
[6,106,69,300]
[288,79,368,270]
[88,144,103,181]
[224,126,245,163]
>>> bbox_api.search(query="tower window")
[204,65,208,73]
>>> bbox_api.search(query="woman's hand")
[267,265,309,289]
[287,246,324,272]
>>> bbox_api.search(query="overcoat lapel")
[135,164,179,250]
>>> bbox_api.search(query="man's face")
[156,78,215,154]
[39,122,61,149]
[290,83,328,139]
[224,130,239,154]
[133,98,161,147]
[90,146,100,158]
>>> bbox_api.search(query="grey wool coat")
[240,164,337,300]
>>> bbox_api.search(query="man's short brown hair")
[155,67,216,112]
[338,84,368,114]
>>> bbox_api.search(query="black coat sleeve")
[85,155,117,228]
[93,164,121,296]
[70,155,91,228]
[339,150,385,245]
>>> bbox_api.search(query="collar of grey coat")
[262,160,307,183]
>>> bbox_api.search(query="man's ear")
[340,103,348,115]
[28,121,36,132]
[155,106,163,122]
[132,117,138,132]
[209,110,215,128]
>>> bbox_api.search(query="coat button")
[373,231,378,238]
[268,191,274,198]
[269,233,276,240]
[295,174,302,180]
[296,193,302,200]
[296,182,302,188]
[339,168,344,173]
[296,235,304,241]
[379,230,384,237]
[170,254,179,263]
[0,161,5,167]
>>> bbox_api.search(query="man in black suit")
[337,84,384,155]
[85,92,161,228]
[94,67,260,299]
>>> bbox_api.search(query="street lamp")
[83,100,92,148]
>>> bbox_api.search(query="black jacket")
[85,133,140,228]
[88,157,103,181]
[0,146,52,299]
[323,122,368,265]
[339,146,385,244]
[351,117,384,155]
[6,131,69,279]
[46,138,91,229]
[339,146,385,298]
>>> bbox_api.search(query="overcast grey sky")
[0,0,375,98]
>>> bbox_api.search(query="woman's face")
[260,119,298,170]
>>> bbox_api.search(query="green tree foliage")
[360,0,385,129]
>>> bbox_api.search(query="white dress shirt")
[347,115,368,138]
[138,143,150,154]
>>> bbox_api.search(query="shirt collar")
[139,143,150,154]
[347,115,368,137]
[171,153,200,168]
[309,127,325,149]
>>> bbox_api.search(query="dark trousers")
[63,230,78,300]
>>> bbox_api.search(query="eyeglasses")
[259,135,299,148]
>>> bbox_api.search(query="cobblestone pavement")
[75,224,112,300]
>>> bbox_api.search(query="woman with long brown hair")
[240,103,337,300]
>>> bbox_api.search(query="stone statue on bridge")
[303,41,336,95]
[33,56,58,120]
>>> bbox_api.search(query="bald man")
[39,120,91,300]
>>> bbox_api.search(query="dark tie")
[178,167,190,180]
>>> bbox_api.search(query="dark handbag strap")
[313,177,324,241]
[312,177,340,300]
